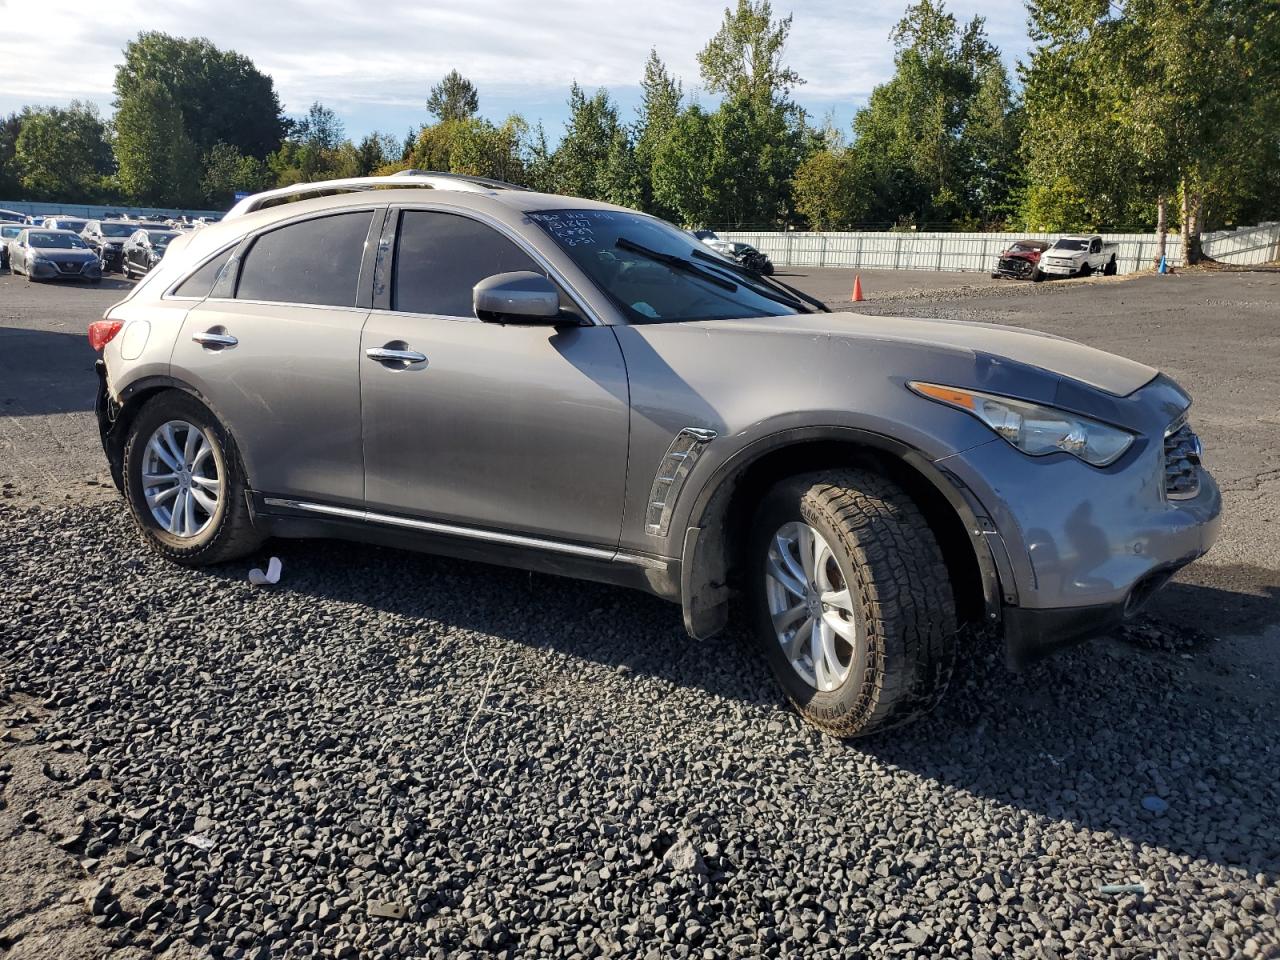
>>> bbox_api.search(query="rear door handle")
[366,347,427,365]
[192,331,238,347]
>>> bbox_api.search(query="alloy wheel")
[763,521,862,692]
[141,420,221,538]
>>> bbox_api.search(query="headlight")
[909,381,1135,467]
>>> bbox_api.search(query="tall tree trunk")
[1180,184,1193,265]
[1155,195,1167,267]
[1187,192,1205,264]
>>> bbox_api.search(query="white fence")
[720,222,1280,275]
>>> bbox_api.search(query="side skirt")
[251,493,682,601]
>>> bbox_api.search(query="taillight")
[88,320,124,351]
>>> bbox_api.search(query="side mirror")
[473,271,561,324]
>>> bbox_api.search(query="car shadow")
[192,536,1279,876]
[0,325,100,416]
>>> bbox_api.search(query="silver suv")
[91,172,1222,738]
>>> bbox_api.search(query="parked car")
[692,228,735,257]
[0,223,27,268]
[91,173,1220,739]
[728,242,775,276]
[991,239,1050,281]
[41,216,90,235]
[82,219,140,272]
[1039,235,1119,278]
[121,228,180,278]
[9,228,103,283]
[0,208,28,224]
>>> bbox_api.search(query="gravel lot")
[1,267,1278,959]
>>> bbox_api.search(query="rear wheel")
[749,469,958,738]
[122,392,261,564]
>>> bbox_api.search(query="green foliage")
[114,32,283,159]
[845,0,1019,226]
[200,143,272,208]
[13,102,113,202]
[698,0,804,105]
[634,50,684,218]
[551,84,638,205]
[1020,0,1280,247]
[114,82,199,206]
[0,113,22,197]
[792,144,864,229]
[427,70,480,122]
[406,115,530,183]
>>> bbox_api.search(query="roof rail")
[223,170,530,219]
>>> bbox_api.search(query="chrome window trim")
[262,497,664,568]
[383,203,603,326]
[198,298,369,315]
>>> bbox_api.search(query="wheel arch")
[678,427,1006,640]
[100,374,233,490]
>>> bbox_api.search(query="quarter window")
[392,210,540,317]
[236,211,373,307]
[173,249,234,299]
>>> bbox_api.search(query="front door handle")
[366,346,427,365]
[192,331,238,348]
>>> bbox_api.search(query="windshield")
[1052,239,1088,251]
[52,219,87,232]
[528,209,803,323]
[29,232,88,249]
[100,222,135,237]
[1009,242,1042,253]
[1,226,22,239]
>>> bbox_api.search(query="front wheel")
[1079,262,1093,278]
[122,392,261,564]
[749,470,957,738]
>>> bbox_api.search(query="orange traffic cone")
[852,274,864,302]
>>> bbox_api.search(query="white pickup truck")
[1038,235,1119,278]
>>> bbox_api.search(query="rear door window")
[392,210,540,317]
[236,211,374,307]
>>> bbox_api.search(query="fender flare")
[677,425,1012,640]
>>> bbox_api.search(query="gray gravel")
[3,503,1278,958]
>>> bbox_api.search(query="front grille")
[1163,420,1201,500]
[998,257,1033,277]
[56,261,84,274]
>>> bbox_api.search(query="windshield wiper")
[688,249,829,313]
[615,238,738,292]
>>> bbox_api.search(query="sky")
[0,0,1032,143]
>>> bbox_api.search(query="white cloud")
[0,0,1030,134]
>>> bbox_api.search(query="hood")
[43,249,98,261]
[1002,249,1042,262]
[703,312,1158,398]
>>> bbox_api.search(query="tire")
[749,469,957,738]
[1032,269,1044,282]
[122,391,261,565]
[1104,257,1117,276]
[1079,262,1093,278]
[762,262,775,276]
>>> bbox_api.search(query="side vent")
[645,428,717,537]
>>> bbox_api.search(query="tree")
[1021,0,1280,260]
[0,113,25,198]
[14,103,113,202]
[843,0,1019,227]
[552,84,636,204]
[355,132,400,176]
[407,115,531,183]
[114,32,284,159]
[652,107,717,226]
[792,134,865,229]
[427,70,480,122]
[293,102,346,152]
[114,81,199,205]
[698,0,804,105]
[201,143,271,207]
[634,50,684,216]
